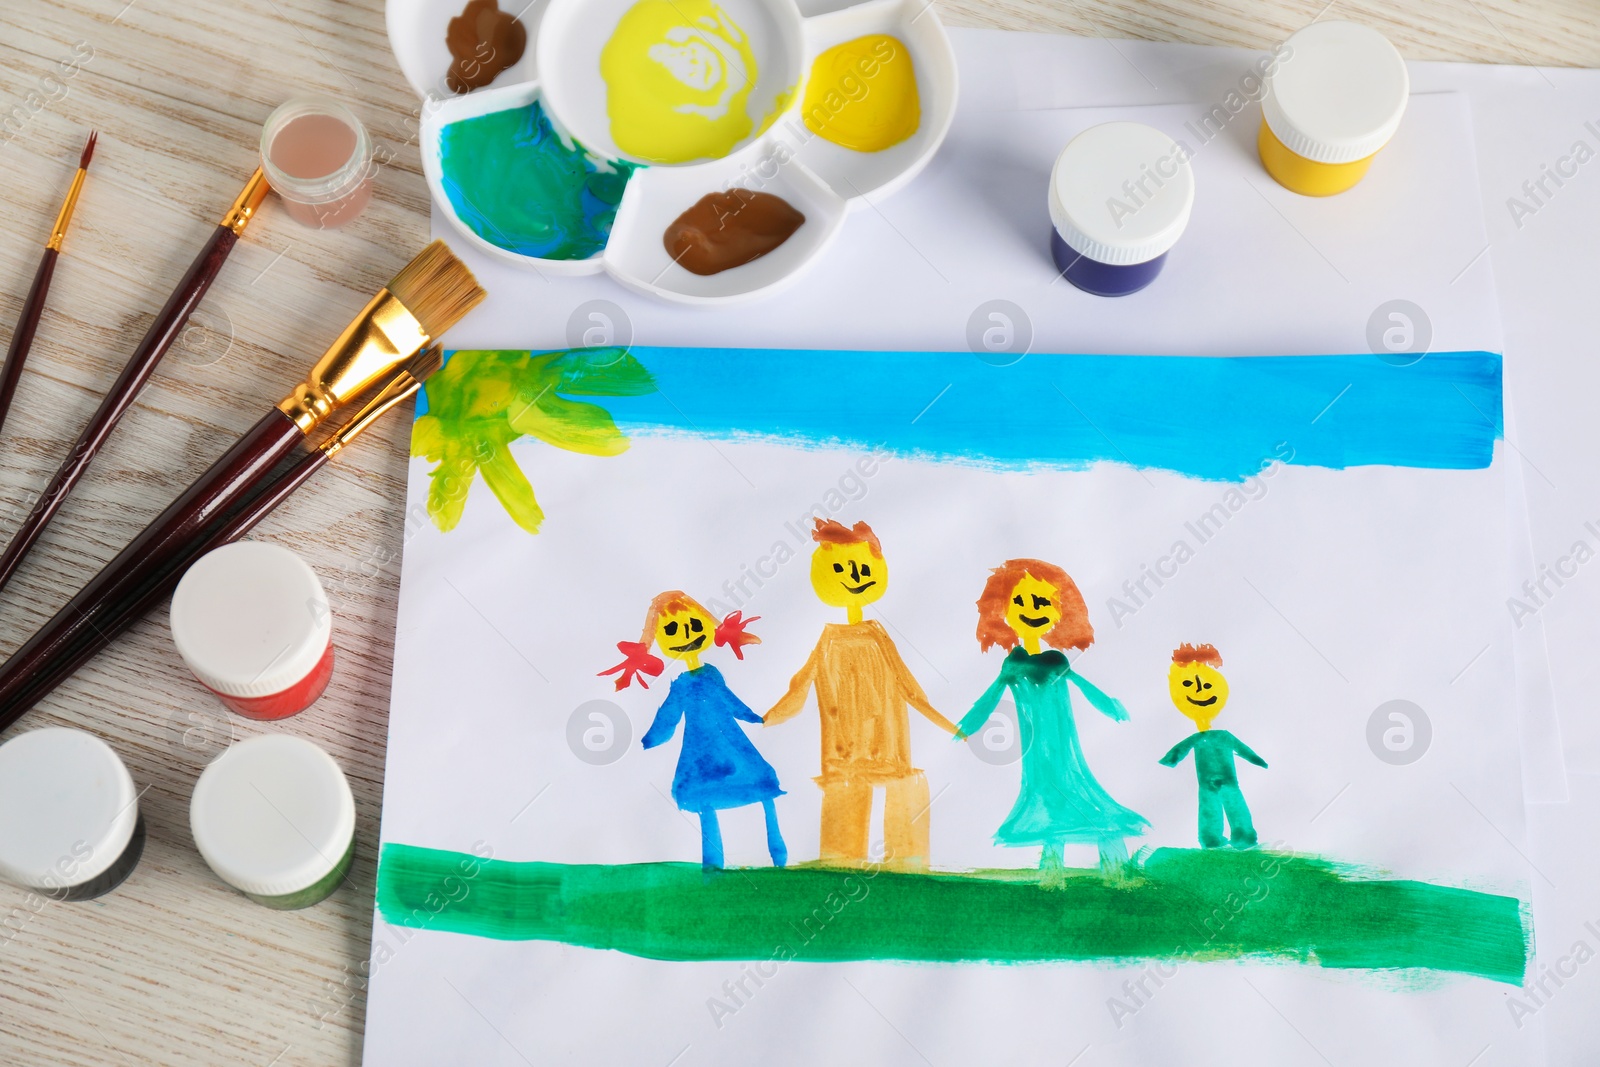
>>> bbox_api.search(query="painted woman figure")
[956,559,1149,871]
[601,591,787,870]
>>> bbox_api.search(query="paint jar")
[1048,121,1195,297]
[190,735,356,910]
[1258,21,1408,197]
[170,541,334,721]
[0,728,145,901]
[260,97,375,228]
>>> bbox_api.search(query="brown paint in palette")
[663,190,806,276]
[446,0,527,94]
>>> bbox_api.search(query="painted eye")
[833,562,844,573]
[860,564,871,577]
[664,621,678,636]
[1202,682,1212,690]
[1013,595,1024,606]
[689,617,704,633]
[1032,595,1050,609]
[1182,679,1192,687]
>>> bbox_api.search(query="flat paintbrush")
[0,241,483,729]
[0,132,97,441]
[0,165,270,597]
[0,346,445,718]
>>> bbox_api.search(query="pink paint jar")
[260,97,374,229]
[170,541,334,720]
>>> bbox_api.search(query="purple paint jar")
[1048,122,1195,297]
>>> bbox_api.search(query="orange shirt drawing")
[766,620,959,785]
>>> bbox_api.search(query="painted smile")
[840,581,877,594]
[1186,695,1217,706]
[1018,614,1050,628]
[669,634,707,653]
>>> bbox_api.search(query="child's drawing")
[955,559,1149,873]
[412,347,655,534]
[764,519,959,868]
[603,591,784,869]
[1158,643,1268,849]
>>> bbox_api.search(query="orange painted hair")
[1172,642,1223,667]
[812,518,883,558]
[599,591,761,691]
[974,558,1093,652]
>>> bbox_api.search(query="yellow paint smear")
[801,34,920,153]
[600,0,762,164]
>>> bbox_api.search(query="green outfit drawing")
[959,647,1149,867]
[1159,729,1267,848]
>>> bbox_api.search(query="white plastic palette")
[386,0,958,303]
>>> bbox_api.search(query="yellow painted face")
[655,605,714,662]
[809,541,887,608]
[1005,573,1061,642]
[1169,662,1229,726]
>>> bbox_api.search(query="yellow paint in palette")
[600,0,764,164]
[801,35,919,153]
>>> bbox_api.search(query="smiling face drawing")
[1004,573,1061,655]
[1169,661,1230,729]
[656,603,715,668]
[810,540,887,618]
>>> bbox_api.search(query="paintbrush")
[0,132,97,440]
[0,242,483,729]
[0,165,270,597]
[0,346,445,720]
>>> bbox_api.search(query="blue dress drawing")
[641,664,787,869]
[958,647,1149,868]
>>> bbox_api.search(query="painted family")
[601,518,1268,871]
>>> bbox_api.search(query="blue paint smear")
[438,100,638,260]
[425,348,1503,482]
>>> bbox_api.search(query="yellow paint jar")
[1259,21,1408,197]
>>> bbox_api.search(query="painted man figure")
[765,519,958,868]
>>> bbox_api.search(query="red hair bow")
[714,611,761,660]
[598,641,665,691]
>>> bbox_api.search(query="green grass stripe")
[376,844,1529,984]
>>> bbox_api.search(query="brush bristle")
[79,131,97,170]
[388,240,486,339]
[406,344,446,382]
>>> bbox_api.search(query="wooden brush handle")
[0,224,239,597]
[0,447,335,719]
[0,249,59,441]
[0,407,305,729]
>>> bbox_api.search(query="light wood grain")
[0,0,1592,1064]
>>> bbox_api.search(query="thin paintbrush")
[0,347,445,719]
[0,132,97,440]
[0,242,482,729]
[0,166,270,597]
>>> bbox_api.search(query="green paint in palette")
[376,844,1530,984]
[439,100,640,260]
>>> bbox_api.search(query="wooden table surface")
[0,0,1594,1063]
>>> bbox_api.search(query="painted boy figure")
[1158,643,1267,849]
[765,519,958,868]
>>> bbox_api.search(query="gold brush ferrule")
[46,168,89,252]
[276,290,431,434]
[323,376,424,459]
[220,167,271,235]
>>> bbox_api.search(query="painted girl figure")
[956,559,1148,873]
[601,591,787,870]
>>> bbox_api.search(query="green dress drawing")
[959,647,1149,867]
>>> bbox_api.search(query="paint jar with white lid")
[190,735,356,909]
[1258,21,1409,196]
[170,541,335,721]
[0,728,145,901]
[1048,121,1195,297]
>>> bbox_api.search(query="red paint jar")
[170,541,335,720]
